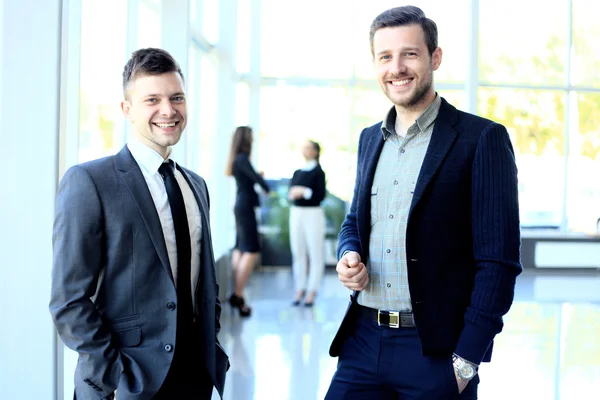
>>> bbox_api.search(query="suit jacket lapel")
[410,99,459,214]
[115,146,174,282]
[359,129,385,253]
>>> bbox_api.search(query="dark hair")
[308,140,321,163]
[122,48,184,98]
[225,126,253,176]
[369,6,438,57]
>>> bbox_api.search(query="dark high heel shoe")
[304,291,317,307]
[292,290,306,306]
[229,294,252,317]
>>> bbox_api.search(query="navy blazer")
[331,98,522,364]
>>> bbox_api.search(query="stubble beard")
[385,66,434,110]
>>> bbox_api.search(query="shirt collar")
[301,160,318,171]
[127,136,174,175]
[381,93,442,140]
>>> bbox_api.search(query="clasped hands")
[288,185,306,200]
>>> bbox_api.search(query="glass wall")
[478,0,600,233]
[78,0,128,162]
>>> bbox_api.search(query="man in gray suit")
[50,48,228,399]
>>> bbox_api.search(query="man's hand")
[336,251,369,291]
[453,369,468,394]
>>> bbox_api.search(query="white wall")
[0,0,61,398]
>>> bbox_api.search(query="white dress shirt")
[127,138,202,307]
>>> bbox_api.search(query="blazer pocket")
[113,326,142,348]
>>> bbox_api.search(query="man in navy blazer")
[326,6,521,399]
[50,48,228,399]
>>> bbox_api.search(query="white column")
[0,0,62,398]
[161,0,190,164]
[248,0,262,138]
[213,0,238,257]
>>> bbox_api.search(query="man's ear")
[121,100,131,119]
[432,47,443,71]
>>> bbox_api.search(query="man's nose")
[388,56,407,76]
[160,101,176,117]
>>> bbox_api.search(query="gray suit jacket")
[50,146,228,399]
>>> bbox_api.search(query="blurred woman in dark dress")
[225,126,270,317]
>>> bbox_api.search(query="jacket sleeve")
[49,166,124,398]
[311,168,327,204]
[336,129,366,261]
[455,123,523,364]
[236,154,270,193]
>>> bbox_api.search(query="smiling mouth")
[153,122,179,128]
[390,78,413,86]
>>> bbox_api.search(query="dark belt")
[357,304,416,328]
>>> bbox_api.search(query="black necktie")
[159,160,193,330]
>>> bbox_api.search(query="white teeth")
[155,122,176,128]
[391,79,411,86]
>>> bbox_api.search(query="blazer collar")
[409,98,460,214]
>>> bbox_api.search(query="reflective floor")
[214,268,600,400]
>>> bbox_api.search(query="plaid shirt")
[358,95,441,312]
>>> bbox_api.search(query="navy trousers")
[325,317,479,400]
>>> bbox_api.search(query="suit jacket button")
[164,344,173,352]
[166,302,176,310]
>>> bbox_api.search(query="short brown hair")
[369,6,438,57]
[122,48,184,98]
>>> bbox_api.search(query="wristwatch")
[452,354,478,381]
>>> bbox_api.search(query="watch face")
[459,364,476,380]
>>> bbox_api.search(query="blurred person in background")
[326,6,522,399]
[288,140,327,307]
[225,126,270,317]
[50,48,228,400]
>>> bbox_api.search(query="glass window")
[571,0,600,88]
[78,0,128,162]
[189,0,200,31]
[196,55,218,197]
[235,82,250,126]
[236,0,251,74]
[437,90,466,111]
[260,0,355,79]
[567,92,600,233]
[354,0,469,83]
[479,0,567,86]
[259,85,353,199]
[138,0,161,49]
[479,88,566,228]
[202,0,219,44]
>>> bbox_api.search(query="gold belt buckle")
[377,310,400,328]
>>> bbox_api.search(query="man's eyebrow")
[377,46,421,57]
[142,92,186,97]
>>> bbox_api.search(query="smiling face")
[373,24,442,112]
[121,71,187,158]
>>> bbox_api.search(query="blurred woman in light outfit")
[288,140,326,306]
[225,126,270,317]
